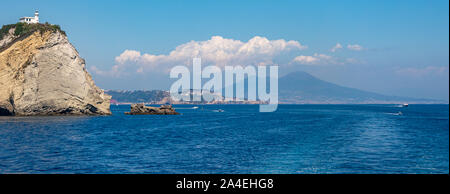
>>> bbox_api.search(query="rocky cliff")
[0,23,111,116]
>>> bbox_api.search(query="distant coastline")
[104,71,447,105]
[106,89,447,105]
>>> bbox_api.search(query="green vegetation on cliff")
[0,22,65,40]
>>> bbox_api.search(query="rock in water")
[125,104,180,115]
[0,24,111,116]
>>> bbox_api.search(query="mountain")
[0,23,111,116]
[278,71,442,104]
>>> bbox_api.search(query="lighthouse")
[19,10,39,24]
[34,10,39,23]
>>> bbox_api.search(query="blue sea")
[0,104,448,174]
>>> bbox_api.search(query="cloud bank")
[90,37,371,77]
[91,36,306,76]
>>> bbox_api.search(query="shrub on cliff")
[0,22,66,40]
[0,24,15,40]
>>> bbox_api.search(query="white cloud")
[292,53,363,66]
[331,43,343,52]
[93,36,307,76]
[395,66,449,77]
[90,65,124,77]
[114,50,142,64]
[292,55,319,64]
[347,44,364,51]
[292,53,338,65]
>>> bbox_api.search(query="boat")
[402,103,409,107]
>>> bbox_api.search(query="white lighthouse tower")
[34,10,39,23]
[19,10,39,24]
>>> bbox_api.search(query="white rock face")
[0,29,111,116]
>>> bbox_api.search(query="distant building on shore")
[19,10,39,24]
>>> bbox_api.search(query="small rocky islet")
[125,103,180,115]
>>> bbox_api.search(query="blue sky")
[1,0,449,100]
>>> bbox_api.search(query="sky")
[1,0,449,101]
